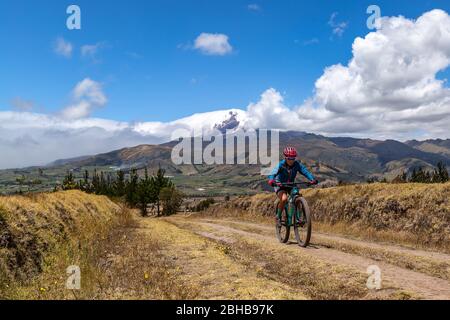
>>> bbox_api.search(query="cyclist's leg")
[276,189,288,213]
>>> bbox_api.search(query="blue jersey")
[268,160,315,183]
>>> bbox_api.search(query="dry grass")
[203,183,450,252]
[158,218,308,299]
[92,221,198,300]
[0,190,132,299]
[0,190,200,300]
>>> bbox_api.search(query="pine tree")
[92,169,100,194]
[115,170,126,197]
[125,169,139,207]
[435,162,449,183]
[106,173,113,196]
[416,168,425,183]
[153,167,173,216]
[80,170,90,192]
[136,168,153,216]
[410,168,418,183]
[62,171,77,190]
[160,186,183,216]
[401,171,408,182]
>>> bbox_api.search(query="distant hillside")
[406,139,450,157]
[1,132,449,195]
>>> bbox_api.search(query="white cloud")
[0,109,248,169]
[54,37,73,58]
[248,4,261,12]
[328,12,348,37]
[81,42,106,61]
[301,38,320,46]
[297,9,450,139]
[194,33,233,56]
[61,78,107,120]
[0,112,148,169]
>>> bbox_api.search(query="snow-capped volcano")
[133,108,248,138]
[213,111,242,133]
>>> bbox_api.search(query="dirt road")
[132,213,450,300]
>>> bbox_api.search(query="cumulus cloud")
[297,9,450,139]
[227,10,450,140]
[60,78,107,120]
[54,37,73,58]
[194,33,233,56]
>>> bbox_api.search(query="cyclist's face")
[286,158,295,166]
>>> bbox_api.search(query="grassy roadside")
[0,191,196,299]
[144,217,307,299]
[0,191,125,298]
[201,183,450,253]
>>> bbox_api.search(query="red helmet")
[283,146,297,158]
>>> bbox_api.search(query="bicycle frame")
[277,182,310,227]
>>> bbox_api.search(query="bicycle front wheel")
[294,197,312,247]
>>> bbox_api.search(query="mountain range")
[1,110,449,195]
[11,132,445,196]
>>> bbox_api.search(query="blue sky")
[2,0,449,122]
[2,1,450,168]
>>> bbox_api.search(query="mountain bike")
[275,182,313,247]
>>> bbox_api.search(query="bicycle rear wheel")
[294,197,312,247]
[275,207,290,243]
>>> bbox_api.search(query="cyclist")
[268,146,318,219]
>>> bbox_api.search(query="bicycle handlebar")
[276,182,315,187]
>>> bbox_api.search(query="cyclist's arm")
[297,161,315,181]
[268,162,282,183]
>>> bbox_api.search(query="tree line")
[393,161,449,183]
[61,167,183,216]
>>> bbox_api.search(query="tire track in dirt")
[167,216,450,300]
[208,218,450,263]
[203,218,450,281]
